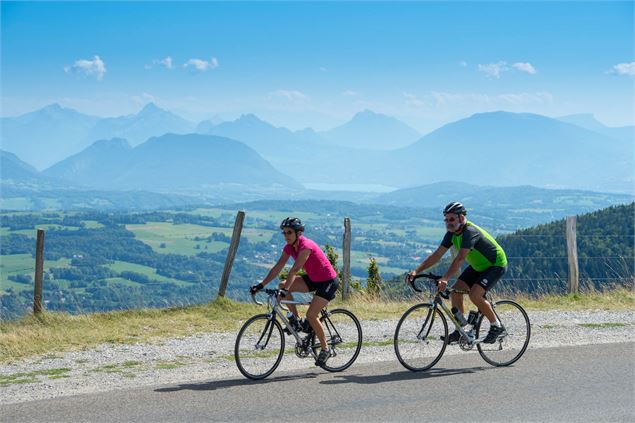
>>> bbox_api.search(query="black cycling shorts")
[301,274,339,301]
[458,265,506,292]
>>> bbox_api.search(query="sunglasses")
[444,217,458,223]
[281,230,294,235]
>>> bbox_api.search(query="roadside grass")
[1,288,632,364]
[578,322,629,329]
[0,368,72,387]
[0,298,261,364]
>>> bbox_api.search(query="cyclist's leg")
[451,279,470,314]
[469,285,495,322]
[307,296,330,349]
[454,266,479,314]
[306,278,339,350]
[285,275,309,317]
[468,266,506,323]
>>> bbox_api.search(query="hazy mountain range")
[384,111,634,193]
[1,103,633,195]
[42,133,301,191]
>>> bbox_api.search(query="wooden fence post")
[33,229,45,314]
[342,217,351,300]
[218,211,245,298]
[566,216,579,294]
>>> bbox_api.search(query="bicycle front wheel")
[310,308,363,372]
[394,303,448,372]
[235,314,285,380]
[476,300,531,367]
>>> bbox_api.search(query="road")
[2,342,633,422]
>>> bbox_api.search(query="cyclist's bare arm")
[411,245,448,276]
[282,250,310,290]
[441,248,470,281]
[261,252,290,286]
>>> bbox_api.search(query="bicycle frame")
[253,289,322,359]
[431,292,479,346]
[410,273,503,347]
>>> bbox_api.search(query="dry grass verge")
[1,288,632,364]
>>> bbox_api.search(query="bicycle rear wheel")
[310,308,362,372]
[235,314,285,380]
[476,300,530,366]
[394,303,448,372]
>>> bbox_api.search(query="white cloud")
[478,61,537,78]
[183,57,219,72]
[609,62,635,76]
[268,90,310,102]
[146,56,174,70]
[478,61,509,79]
[342,90,359,97]
[320,67,328,72]
[459,60,468,67]
[64,55,106,80]
[512,62,537,74]
[403,92,425,107]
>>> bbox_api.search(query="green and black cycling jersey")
[441,221,507,271]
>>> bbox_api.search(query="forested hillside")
[497,203,634,293]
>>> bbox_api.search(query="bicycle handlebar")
[251,288,288,306]
[406,273,464,299]
[406,272,442,292]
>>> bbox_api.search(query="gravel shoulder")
[1,309,633,405]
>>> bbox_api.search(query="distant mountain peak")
[351,109,389,121]
[37,103,85,118]
[470,110,525,119]
[234,113,273,128]
[138,102,167,115]
[321,109,421,150]
[42,103,64,112]
[237,113,264,122]
[90,137,132,150]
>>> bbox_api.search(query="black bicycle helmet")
[443,202,467,215]
[280,217,304,232]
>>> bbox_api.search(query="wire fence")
[1,217,633,319]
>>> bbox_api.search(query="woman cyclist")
[250,217,339,366]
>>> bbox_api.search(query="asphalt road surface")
[2,342,634,422]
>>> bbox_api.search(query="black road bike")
[394,273,531,372]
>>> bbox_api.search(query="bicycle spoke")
[311,309,362,372]
[235,314,285,379]
[476,300,530,366]
[394,303,448,372]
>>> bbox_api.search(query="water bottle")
[451,307,468,326]
[467,310,479,325]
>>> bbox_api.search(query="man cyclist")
[408,202,508,344]
[250,217,339,366]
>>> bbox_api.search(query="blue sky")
[1,1,633,132]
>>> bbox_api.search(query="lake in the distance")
[303,183,397,193]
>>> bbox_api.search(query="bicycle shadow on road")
[154,372,321,393]
[319,366,489,386]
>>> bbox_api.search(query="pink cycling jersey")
[283,236,337,282]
